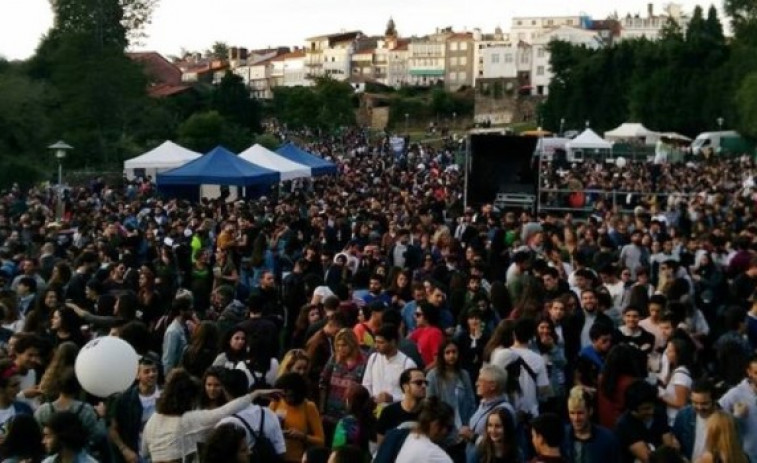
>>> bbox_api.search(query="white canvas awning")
[565,129,613,150]
[124,141,201,179]
[238,144,311,181]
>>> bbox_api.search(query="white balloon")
[615,156,627,168]
[75,336,139,398]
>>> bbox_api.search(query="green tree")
[725,0,757,43]
[736,72,757,138]
[0,72,52,159]
[207,41,230,59]
[211,71,261,132]
[120,0,159,46]
[27,0,149,167]
[177,110,253,153]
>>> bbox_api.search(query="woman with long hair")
[532,316,567,415]
[426,340,476,435]
[332,383,376,455]
[0,413,44,463]
[278,349,310,379]
[484,319,516,364]
[660,338,695,426]
[212,327,255,386]
[182,321,220,379]
[597,344,647,429]
[471,408,521,463]
[38,341,79,402]
[455,308,490,387]
[202,422,250,463]
[270,373,325,463]
[387,269,413,311]
[137,265,164,327]
[49,307,86,348]
[292,304,323,349]
[198,366,228,410]
[142,368,277,463]
[696,410,748,463]
[24,287,60,334]
[319,329,367,436]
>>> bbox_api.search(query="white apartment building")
[304,31,362,81]
[618,3,690,41]
[276,50,308,87]
[472,28,511,86]
[480,42,532,80]
[511,15,585,43]
[531,26,603,96]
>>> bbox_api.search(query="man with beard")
[565,289,614,365]
[619,230,649,280]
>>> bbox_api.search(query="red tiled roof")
[127,51,183,86]
[272,50,306,61]
[355,48,375,55]
[447,32,473,40]
[147,83,192,98]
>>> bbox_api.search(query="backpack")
[232,409,280,462]
[373,427,411,463]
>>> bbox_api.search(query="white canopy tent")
[238,144,311,181]
[604,122,660,145]
[566,129,613,150]
[124,141,201,180]
[565,129,613,162]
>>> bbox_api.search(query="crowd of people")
[0,127,753,463]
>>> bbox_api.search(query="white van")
[691,130,740,155]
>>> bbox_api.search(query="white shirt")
[692,414,707,461]
[141,395,252,461]
[491,346,550,417]
[396,433,452,463]
[664,366,692,425]
[362,351,417,401]
[0,405,14,428]
[217,404,286,454]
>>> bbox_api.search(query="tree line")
[541,3,757,139]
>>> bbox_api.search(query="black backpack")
[232,409,280,463]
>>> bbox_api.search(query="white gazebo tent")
[604,122,660,145]
[124,141,201,180]
[238,144,311,181]
[565,129,613,162]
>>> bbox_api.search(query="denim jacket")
[426,368,476,427]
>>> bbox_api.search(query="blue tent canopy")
[157,146,280,186]
[275,143,337,176]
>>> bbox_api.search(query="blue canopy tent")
[275,143,337,176]
[157,146,279,201]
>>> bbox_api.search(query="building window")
[537,47,545,58]
[459,71,466,81]
[450,42,459,51]
[491,54,500,64]
[531,20,536,25]
[567,19,573,25]
[505,53,513,63]
[537,65,544,75]
[460,42,468,50]
[547,19,554,26]
[521,53,529,63]
[451,57,458,66]
[460,56,467,65]
[516,20,522,25]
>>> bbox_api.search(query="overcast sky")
[1,0,720,60]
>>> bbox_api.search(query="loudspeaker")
[466,134,539,206]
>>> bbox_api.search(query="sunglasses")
[410,380,428,386]
[415,312,423,318]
